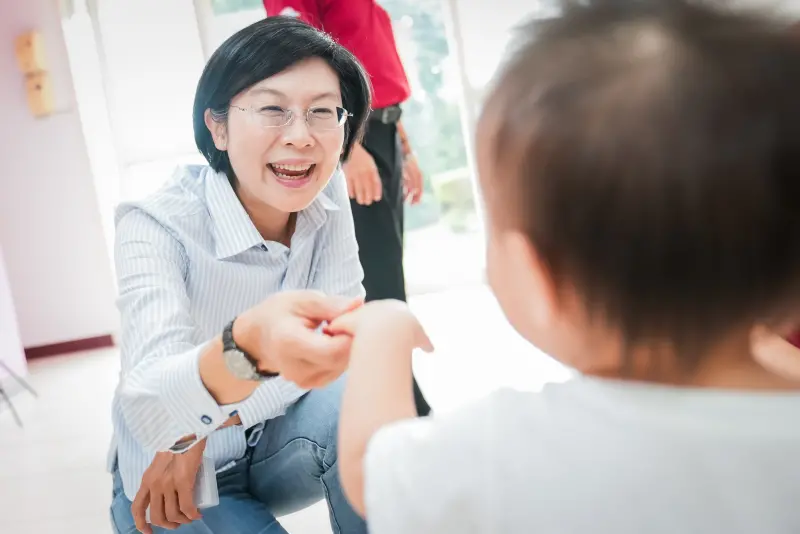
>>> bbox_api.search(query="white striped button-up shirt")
[107,164,364,500]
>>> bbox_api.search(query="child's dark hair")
[484,0,800,361]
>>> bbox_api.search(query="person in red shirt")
[264,0,431,415]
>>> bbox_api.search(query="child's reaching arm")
[326,300,434,516]
[328,300,494,533]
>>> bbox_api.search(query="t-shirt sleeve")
[363,409,492,534]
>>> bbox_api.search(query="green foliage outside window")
[210,0,264,15]
[379,0,471,230]
[380,0,467,176]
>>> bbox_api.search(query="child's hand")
[326,299,434,353]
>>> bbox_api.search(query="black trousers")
[351,118,432,416]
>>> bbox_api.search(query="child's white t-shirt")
[364,376,800,534]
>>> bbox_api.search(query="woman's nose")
[280,115,315,147]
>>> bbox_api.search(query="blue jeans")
[110,377,367,534]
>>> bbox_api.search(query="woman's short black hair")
[485,0,800,361]
[193,16,372,175]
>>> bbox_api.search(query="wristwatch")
[222,318,279,381]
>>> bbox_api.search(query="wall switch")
[24,71,55,118]
[14,31,47,74]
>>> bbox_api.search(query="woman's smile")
[267,160,317,189]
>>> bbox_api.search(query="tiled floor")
[0,285,570,533]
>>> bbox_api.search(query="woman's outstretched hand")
[200,290,363,404]
[235,290,364,388]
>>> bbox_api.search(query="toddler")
[328,2,800,532]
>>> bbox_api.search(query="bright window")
[378,0,484,294]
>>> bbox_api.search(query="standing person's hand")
[343,143,382,205]
[132,439,207,533]
[402,154,424,205]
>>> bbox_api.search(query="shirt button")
[200,415,213,425]
[260,244,267,251]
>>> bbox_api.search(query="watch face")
[222,349,261,381]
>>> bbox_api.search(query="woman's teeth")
[273,163,312,172]
[270,163,314,179]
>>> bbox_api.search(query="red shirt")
[263,0,411,109]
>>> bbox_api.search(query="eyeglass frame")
[229,104,351,131]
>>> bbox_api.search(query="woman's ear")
[204,109,228,151]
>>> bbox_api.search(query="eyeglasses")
[230,105,351,131]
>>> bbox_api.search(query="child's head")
[478,0,800,380]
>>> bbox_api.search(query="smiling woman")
[219,80,351,201]
[107,17,376,534]
[192,21,370,243]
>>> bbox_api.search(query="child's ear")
[506,231,559,328]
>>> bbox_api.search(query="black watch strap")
[223,318,279,378]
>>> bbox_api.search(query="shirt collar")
[205,168,340,260]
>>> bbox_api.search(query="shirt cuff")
[160,343,229,442]
[236,378,307,430]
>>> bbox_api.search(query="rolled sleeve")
[234,378,308,430]
[115,208,226,453]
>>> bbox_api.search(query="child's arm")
[327,301,433,516]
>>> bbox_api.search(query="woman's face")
[208,58,346,213]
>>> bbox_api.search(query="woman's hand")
[200,291,362,404]
[132,439,207,534]
[233,290,363,388]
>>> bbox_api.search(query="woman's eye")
[258,106,285,115]
[310,107,334,117]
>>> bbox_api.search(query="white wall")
[0,245,25,379]
[0,0,118,347]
